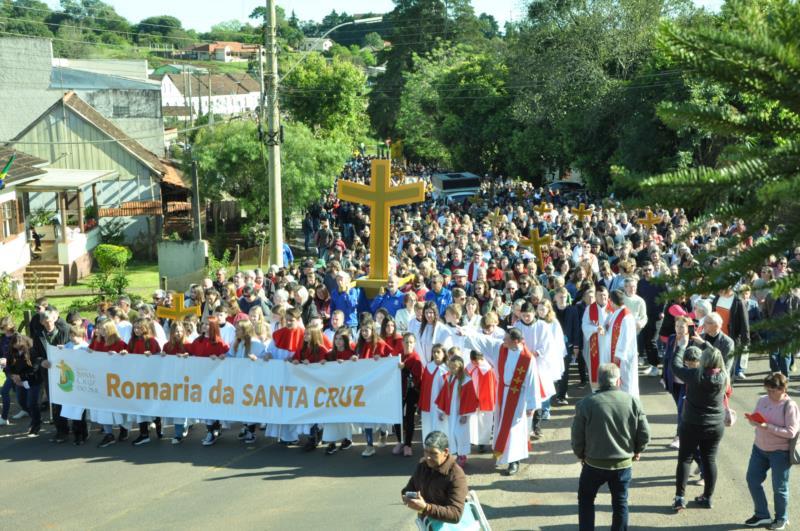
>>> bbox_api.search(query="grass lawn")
[47,262,161,311]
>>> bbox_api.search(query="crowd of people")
[1,154,799,529]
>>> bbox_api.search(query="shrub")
[94,244,132,272]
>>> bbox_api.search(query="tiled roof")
[159,159,188,189]
[0,147,47,181]
[164,73,260,97]
[62,91,166,175]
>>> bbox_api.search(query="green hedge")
[93,244,132,272]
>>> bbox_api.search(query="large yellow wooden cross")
[638,209,661,231]
[338,159,425,291]
[155,292,201,321]
[520,228,552,267]
[571,203,592,222]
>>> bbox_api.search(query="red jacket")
[187,337,229,357]
[89,339,128,352]
[330,347,356,361]
[401,350,424,400]
[356,339,389,359]
[293,344,330,364]
[383,334,404,355]
[127,337,161,354]
[163,341,189,355]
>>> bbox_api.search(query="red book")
[745,411,767,424]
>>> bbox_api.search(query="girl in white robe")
[436,352,479,467]
[414,302,453,364]
[419,344,449,441]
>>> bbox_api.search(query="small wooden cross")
[155,292,201,321]
[571,203,592,223]
[638,209,661,231]
[520,228,552,267]
[486,208,506,228]
[533,203,552,218]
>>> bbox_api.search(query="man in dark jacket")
[402,431,468,525]
[554,287,585,402]
[31,308,70,442]
[572,364,650,531]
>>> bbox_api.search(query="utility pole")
[187,72,194,128]
[265,0,284,267]
[207,71,213,125]
[190,158,202,241]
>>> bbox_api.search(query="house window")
[0,200,19,241]
[113,104,130,117]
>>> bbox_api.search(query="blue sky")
[45,0,725,32]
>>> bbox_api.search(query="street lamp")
[280,16,383,81]
[263,2,382,268]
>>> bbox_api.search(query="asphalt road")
[0,353,797,530]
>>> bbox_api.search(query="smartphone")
[405,491,418,499]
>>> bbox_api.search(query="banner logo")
[56,359,75,392]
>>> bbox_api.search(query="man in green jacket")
[572,363,650,531]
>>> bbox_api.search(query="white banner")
[47,346,401,425]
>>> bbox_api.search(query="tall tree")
[639,0,800,353]
[368,0,483,138]
[281,53,369,140]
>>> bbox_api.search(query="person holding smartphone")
[401,431,468,525]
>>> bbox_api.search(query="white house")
[300,38,334,53]
[157,73,261,117]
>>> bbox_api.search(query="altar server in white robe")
[604,290,640,398]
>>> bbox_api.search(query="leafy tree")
[397,44,510,173]
[191,121,350,221]
[477,13,500,39]
[508,0,696,189]
[638,0,800,353]
[134,15,192,47]
[363,31,384,49]
[369,0,485,138]
[281,53,369,139]
[0,0,54,37]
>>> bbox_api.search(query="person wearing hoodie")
[670,342,729,512]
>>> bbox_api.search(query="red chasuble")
[588,302,612,384]
[493,345,533,457]
[419,364,446,413]
[434,375,480,415]
[468,363,497,412]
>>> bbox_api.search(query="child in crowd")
[436,352,479,468]
[467,350,496,453]
[419,343,449,442]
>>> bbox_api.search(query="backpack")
[783,400,800,466]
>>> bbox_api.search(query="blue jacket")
[331,286,362,328]
[370,290,405,317]
[282,244,294,267]
[425,287,453,317]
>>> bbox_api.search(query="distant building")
[299,38,334,53]
[156,73,261,117]
[184,41,264,63]
[151,64,209,76]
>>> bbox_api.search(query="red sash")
[610,308,631,387]
[494,345,532,458]
[588,303,610,384]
